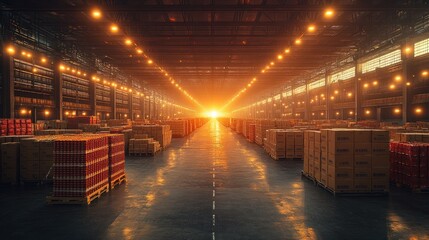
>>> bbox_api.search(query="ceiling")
[1,0,428,111]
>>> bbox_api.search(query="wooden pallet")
[128,151,159,156]
[110,174,127,190]
[46,184,109,205]
[317,182,388,197]
[301,171,317,184]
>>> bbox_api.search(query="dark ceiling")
[1,0,428,111]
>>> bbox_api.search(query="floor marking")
[213,190,215,197]
[212,232,215,240]
[213,182,215,187]
[212,214,216,225]
[213,173,215,178]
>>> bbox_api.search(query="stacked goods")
[230,119,237,131]
[67,116,99,129]
[305,129,390,193]
[255,120,275,146]
[165,120,188,137]
[275,120,293,129]
[390,142,429,190]
[243,120,255,139]
[129,137,161,155]
[1,142,20,184]
[264,129,304,160]
[236,119,243,134]
[80,124,101,133]
[106,134,126,189]
[20,137,55,183]
[132,125,172,148]
[397,133,429,143]
[0,119,32,136]
[43,120,68,129]
[248,124,256,143]
[34,129,83,135]
[107,119,131,127]
[303,131,321,179]
[0,135,34,143]
[50,135,109,203]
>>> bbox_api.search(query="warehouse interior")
[1,1,429,239]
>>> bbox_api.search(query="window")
[282,90,292,97]
[267,98,272,102]
[293,85,306,94]
[308,78,325,90]
[330,67,356,83]
[274,94,281,100]
[361,50,401,74]
[415,37,429,57]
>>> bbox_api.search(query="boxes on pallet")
[52,135,109,198]
[105,134,125,189]
[264,129,304,160]
[132,125,172,149]
[255,120,275,146]
[66,116,99,129]
[164,120,187,138]
[1,142,20,184]
[20,138,54,182]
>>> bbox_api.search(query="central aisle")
[106,120,312,239]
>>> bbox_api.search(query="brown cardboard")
[321,140,328,153]
[321,129,329,142]
[371,178,389,192]
[329,129,353,142]
[354,130,372,143]
[327,176,354,191]
[354,168,371,178]
[314,131,321,143]
[372,154,390,168]
[371,168,389,179]
[354,178,371,192]
[320,172,328,186]
[372,130,390,143]
[328,167,354,179]
[354,154,372,168]
[328,142,354,155]
[372,143,389,154]
[328,153,354,168]
[354,143,372,155]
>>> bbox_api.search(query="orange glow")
[406,82,411,86]
[6,46,15,55]
[363,83,369,88]
[147,59,153,64]
[324,8,335,18]
[270,61,275,66]
[389,84,396,90]
[295,39,302,45]
[415,108,423,114]
[365,110,371,115]
[307,25,316,32]
[110,24,119,33]
[136,48,143,54]
[91,9,102,19]
[41,57,47,63]
[277,54,283,60]
[347,92,353,97]
[394,108,401,114]
[394,75,402,82]
[284,48,290,54]
[422,71,428,76]
[373,81,378,86]
[124,38,133,45]
[403,46,412,54]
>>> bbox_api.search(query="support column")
[1,47,14,118]
[402,45,413,123]
[53,66,63,120]
[325,70,330,119]
[304,80,310,121]
[354,61,362,122]
[89,78,96,117]
[112,88,117,120]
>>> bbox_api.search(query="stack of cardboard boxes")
[20,137,55,183]
[165,120,188,138]
[66,116,99,129]
[397,133,429,143]
[264,129,304,160]
[304,129,390,193]
[248,124,256,143]
[255,120,275,146]
[1,142,20,184]
[129,135,161,155]
[132,125,172,149]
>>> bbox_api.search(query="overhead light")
[277,54,283,60]
[44,110,50,116]
[270,61,275,66]
[406,82,411,86]
[110,24,119,33]
[365,110,371,115]
[389,84,396,90]
[324,8,335,18]
[334,90,339,95]
[363,83,369,88]
[41,57,47,63]
[136,48,143,54]
[261,69,266,73]
[148,59,153,64]
[307,25,316,32]
[372,81,378,86]
[32,68,38,73]
[124,38,133,45]
[335,111,340,116]
[295,39,302,45]
[394,108,401,114]
[6,46,15,55]
[415,108,423,114]
[394,75,402,82]
[349,111,354,115]
[284,48,290,54]
[59,65,66,71]
[347,92,353,97]
[20,109,27,115]
[422,71,428,76]
[91,9,102,19]
[330,96,335,100]
[403,46,412,54]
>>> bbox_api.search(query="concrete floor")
[1,120,429,240]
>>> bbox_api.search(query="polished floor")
[1,120,429,240]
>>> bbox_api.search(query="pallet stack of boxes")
[390,140,429,191]
[50,135,109,202]
[106,134,126,189]
[20,137,55,183]
[0,119,32,136]
[1,142,20,184]
[165,120,188,138]
[128,134,161,155]
[264,129,304,160]
[305,129,390,193]
[255,120,275,146]
[248,124,256,143]
[66,116,99,129]
[132,125,172,149]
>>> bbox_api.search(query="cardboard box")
[372,130,390,143]
[354,143,372,155]
[371,178,389,192]
[354,168,371,178]
[372,154,390,168]
[354,154,372,168]
[321,129,329,142]
[354,178,371,192]
[328,167,354,179]
[372,143,389,154]
[294,132,304,146]
[371,168,389,179]
[321,140,328,153]
[321,158,328,175]
[328,153,354,168]
[1,142,20,184]
[320,172,328,186]
[329,129,353,142]
[327,175,354,192]
[328,142,354,155]
[354,130,372,143]
[314,131,321,143]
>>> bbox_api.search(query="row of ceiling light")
[90,8,203,109]
[223,8,336,111]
